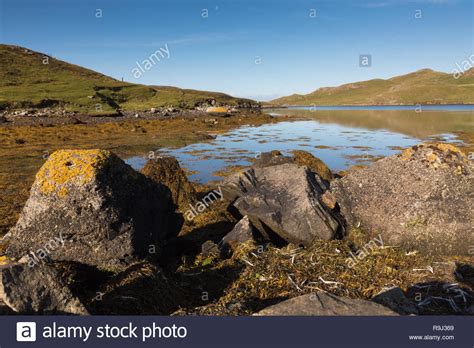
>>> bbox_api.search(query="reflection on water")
[272,109,474,139]
[126,110,473,183]
[282,105,474,111]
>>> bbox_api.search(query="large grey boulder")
[331,143,473,255]
[0,263,88,314]
[4,149,182,270]
[222,164,344,246]
[255,292,398,316]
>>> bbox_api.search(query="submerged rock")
[222,163,344,246]
[141,156,196,210]
[331,143,473,255]
[4,149,181,270]
[0,263,88,314]
[255,292,398,316]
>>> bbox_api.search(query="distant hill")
[272,68,474,106]
[0,45,256,114]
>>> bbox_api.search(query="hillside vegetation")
[0,45,255,114]
[272,68,474,105]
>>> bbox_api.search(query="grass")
[0,45,256,113]
[272,68,474,105]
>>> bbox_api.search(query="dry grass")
[171,228,473,315]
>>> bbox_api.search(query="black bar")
[2,316,472,348]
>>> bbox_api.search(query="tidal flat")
[1,109,472,245]
[0,112,279,236]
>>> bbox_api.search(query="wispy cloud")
[360,0,458,8]
[363,2,392,8]
[73,32,247,49]
[148,32,247,47]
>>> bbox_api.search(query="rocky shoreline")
[0,143,473,315]
[0,106,262,127]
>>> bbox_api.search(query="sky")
[0,0,473,100]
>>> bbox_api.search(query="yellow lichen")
[35,149,113,197]
[430,143,464,155]
[425,152,439,163]
[0,255,11,266]
[400,147,415,161]
[401,143,466,161]
[399,143,471,175]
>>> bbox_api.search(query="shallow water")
[125,109,473,183]
[280,105,474,111]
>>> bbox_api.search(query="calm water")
[126,109,473,183]
[281,105,474,111]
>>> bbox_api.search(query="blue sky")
[0,0,472,100]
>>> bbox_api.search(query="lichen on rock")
[4,149,182,270]
[35,149,122,197]
[400,143,470,174]
[331,143,473,255]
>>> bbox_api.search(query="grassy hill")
[272,68,474,106]
[0,45,256,114]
